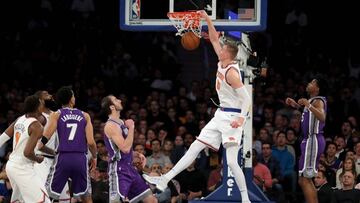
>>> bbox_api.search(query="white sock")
[226,145,250,201]
[165,140,206,180]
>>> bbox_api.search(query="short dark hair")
[151,138,161,146]
[261,141,272,148]
[56,86,73,106]
[343,120,355,129]
[23,95,40,114]
[224,41,239,59]
[276,131,286,138]
[314,75,328,96]
[326,141,337,150]
[101,95,114,116]
[317,170,326,179]
[285,127,296,134]
[336,135,345,141]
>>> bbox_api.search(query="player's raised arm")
[198,10,221,57]
[0,121,15,148]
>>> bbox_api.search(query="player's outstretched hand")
[124,119,135,129]
[197,10,208,19]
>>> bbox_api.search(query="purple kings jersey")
[104,119,132,164]
[301,96,327,137]
[57,108,87,152]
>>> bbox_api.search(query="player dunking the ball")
[144,10,251,202]
[285,77,327,203]
[101,95,157,203]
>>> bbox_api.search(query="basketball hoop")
[167,11,202,38]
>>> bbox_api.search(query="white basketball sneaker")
[142,174,169,192]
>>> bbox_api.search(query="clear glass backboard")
[120,0,267,32]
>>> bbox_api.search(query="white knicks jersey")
[215,61,243,109]
[41,112,58,151]
[9,115,37,165]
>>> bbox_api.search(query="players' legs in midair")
[298,134,324,203]
[143,140,207,191]
[144,116,219,191]
[224,143,250,202]
[161,117,221,182]
[164,140,206,180]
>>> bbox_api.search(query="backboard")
[120,0,267,32]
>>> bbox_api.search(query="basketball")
[181,32,200,50]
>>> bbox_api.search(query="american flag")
[238,8,255,20]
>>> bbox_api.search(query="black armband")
[41,136,49,145]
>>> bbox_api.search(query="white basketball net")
[168,12,202,38]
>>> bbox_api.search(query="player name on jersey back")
[60,114,84,122]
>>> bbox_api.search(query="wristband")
[0,132,11,147]
[41,136,49,145]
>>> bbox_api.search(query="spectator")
[145,128,157,151]
[150,163,162,174]
[314,170,333,203]
[334,135,346,160]
[175,160,206,202]
[258,128,272,144]
[259,142,285,202]
[207,163,222,192]
[271,131,296,198]
[252,149,272,192]
[146,139,172,170]
[171,135,187,165]
[134,143,146,156]
[96,140,109,162]
[318,160,336,187]
[335,157,357,189]
[324,142,342,172]
[331,171,360,203]
[162,138,174,158]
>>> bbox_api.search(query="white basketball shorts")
[197,109,244,150]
